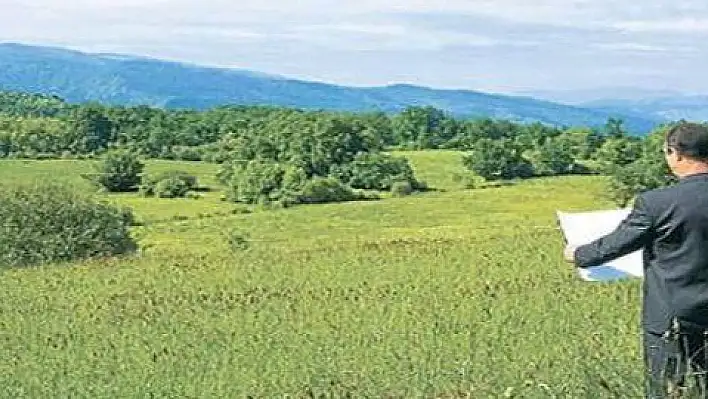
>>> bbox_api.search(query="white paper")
[556,209,644,282]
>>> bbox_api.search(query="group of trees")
[0,91,687,206]
[0,90,695,268]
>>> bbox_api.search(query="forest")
[0,90,677,206]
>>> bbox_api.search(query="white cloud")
[285,23,505,51]
[1,0,708,92]
[613,17,708,33]
[593,43,672,53]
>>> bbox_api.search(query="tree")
[592,136,643,173]
[526,137,576,176]
[604,117,626,138]
[605,126,677,206]
[462,138,534,180]
[86,150,144,192]
[330,152,421,191]
[391,106,456,149]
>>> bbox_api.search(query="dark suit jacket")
[574,172,708,333]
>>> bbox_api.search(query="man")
[565,122,708,398]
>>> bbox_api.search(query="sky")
[1,0,706,99]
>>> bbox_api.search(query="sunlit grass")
[0,154,644,397]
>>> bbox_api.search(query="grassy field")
[0,152,645,397]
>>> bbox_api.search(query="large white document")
[556,209,644,282]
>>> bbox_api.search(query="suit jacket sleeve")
[574,194,654,268]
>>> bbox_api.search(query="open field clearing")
[0,152,644,397]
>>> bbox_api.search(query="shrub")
[84,149,144,192]
[330,152,421,191]
[452,172,486,189]
[604,125,678,206]
[170,146,205,161]
[140,170,199,198]
[0,181,138,268]
[391,181,413,197]
[223,160,287,204]
[296,177,361,204]
[526,138,577,176]
[463,138,534,181]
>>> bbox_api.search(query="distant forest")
[0,90,681,206]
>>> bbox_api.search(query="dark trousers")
[644,320,708,398]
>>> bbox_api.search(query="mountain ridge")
[0,42,664,134]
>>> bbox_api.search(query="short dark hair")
[665,122,708,161]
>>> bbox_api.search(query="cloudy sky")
[1,0,706,98]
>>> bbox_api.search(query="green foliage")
[0,157,649,396]
[296,177,363,204]
[593,137,643,173]
[605,126,677,206]
[331,152,421,191]
[0,181,137,267]
[85,150,145,192]
[462,138,534,180]
[224,160,287,204]
[140,170,199,198]
[390,106,457,149]
[390,181,414,197]
[525,137,577,176]
[606,158,674,206]
[222,160,373,207]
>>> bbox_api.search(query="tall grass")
[0,154,645,397]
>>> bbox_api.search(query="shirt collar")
[679,172,708,182]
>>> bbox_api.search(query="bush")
[170,146,205,161]
[330,152,422,191]
[452,172,486,189]
[526,138,577,176]
[140,170,199,198]
[604,125,678,206]
[463,138,534,181]
[296,177,362,204]
[84,149,144,192]
[0,181,138,268]
[224,160,287,204]
[390,181,413,197]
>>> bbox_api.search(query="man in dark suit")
[564,122,708,398]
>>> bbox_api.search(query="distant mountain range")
[2,42,704,134]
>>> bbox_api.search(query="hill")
[581,95,708,122]
[0,42,660,134]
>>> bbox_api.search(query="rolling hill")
[581,96,708,122]
[0,42,662,134]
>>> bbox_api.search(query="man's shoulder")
[635,185,677,209]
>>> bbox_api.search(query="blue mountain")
[0,42,662,134]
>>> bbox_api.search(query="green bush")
[84,149,144,192]
[330,152,421,191]
[390,181,413,197]
[0,181,138,268]
[140,170,199,198]
[224,160,287,204]
[296,177,361,204]
[463,138,534,181]
[526,138,577,176]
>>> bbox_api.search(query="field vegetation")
[0,91,693,396]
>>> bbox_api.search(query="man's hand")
[564,244,577,263]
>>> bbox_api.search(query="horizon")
[2,1,707,102]
[1,40,701,106]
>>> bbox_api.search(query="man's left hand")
[564,245,577,262]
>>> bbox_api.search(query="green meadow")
[0,151,645,397]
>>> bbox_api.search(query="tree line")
[0,91,687,205]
